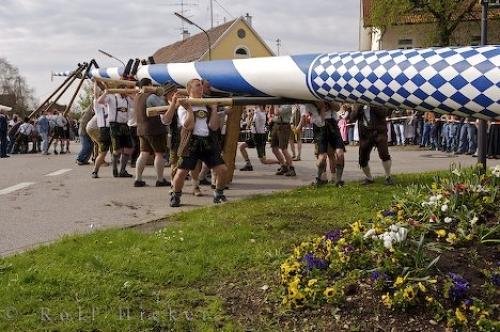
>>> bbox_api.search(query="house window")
[471,35,481,46]
[234,46,250,58]
[398,39,413,49]
[237,29,246,39]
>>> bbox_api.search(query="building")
[153,15,274,63]
[359,0,500,51]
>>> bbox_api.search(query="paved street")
[0,143,497,256]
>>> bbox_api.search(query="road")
[0,142,497,256]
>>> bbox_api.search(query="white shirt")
[127,106,137,127]
[177,105,210,137]
[300,104,324,127]
[94,102,109,128]
[105,94,131,124]
[18,123,33,135]
[252,110,267,134]
[55,114,67,127]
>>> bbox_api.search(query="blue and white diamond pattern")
[307,46,500,119]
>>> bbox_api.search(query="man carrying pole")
[133,78,171,187]
[96,83,135,178]
[169,78,228,207]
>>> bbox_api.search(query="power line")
[213,0,234,19]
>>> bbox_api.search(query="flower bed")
[280,165,499,331]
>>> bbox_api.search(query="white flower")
[444,217,453,224]
[452,169,461,176]
[491,165,500,178]
[429,196,438,203]
[436,194,443,200]
[469,216,478,226]
[441,204,448,212]
[421,202,428,207]
[363,229,376,239]
[260,284,269,291]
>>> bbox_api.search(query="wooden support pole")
[28,64,85,119]
[222,105,243,185]
[94,77,137,87]
[64,61,96,117]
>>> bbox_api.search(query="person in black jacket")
[0,109,8,158]
[350,104,393,185]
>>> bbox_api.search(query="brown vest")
[134,92,167,136]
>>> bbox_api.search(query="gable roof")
[153,17,274,63]
[153,19,237,63]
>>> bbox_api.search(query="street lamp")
[98,49,126,67]
[174,12,212,61]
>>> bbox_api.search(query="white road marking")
[45,168,72,176]
[0,182,35,195]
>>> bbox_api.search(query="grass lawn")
[0,173,438,331]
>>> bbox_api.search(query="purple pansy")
[325,229,342,243]
[449,273,470,302]
[303,252,328,271]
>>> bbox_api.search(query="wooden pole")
[64,61,95,116]
[94,77,137,87]
[28,64,85,119]
[222,105,243,184]
[35,64,88,118]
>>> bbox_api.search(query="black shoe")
[170,192,181,207]
[335,180,345,187]
[91,172,99,178]
[213,193,227,204]
[285,167,296,177]
[362,178,375,185]
[312,177,328,186]
[210,184,216,189]
[77,160,90,166]
[53,151,58,155]
[384,176,394,185]
[155,179,171,187]
[134,180,146,187]
[60,151,66,155]
[240,164,253,171]
[119,171,133,178]
[276,166,288,175]
[113,169,119,177]
[0,155,10,158]
[199,178,211,186]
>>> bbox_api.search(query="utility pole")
[276,38,281,56]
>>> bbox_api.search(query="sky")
[0,0,361,104]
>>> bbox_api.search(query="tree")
[369,0,478,47]
[76,81,93,114]
[0,57,35,116]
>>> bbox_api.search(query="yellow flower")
[324,287,336,298]
[455,308,468,324]
[446,232,458,244]
[435,229,447,238]
[350,221,363,234]
[425,296,434,303]
[307,279,318,287]
[418,282,427,293]
[403,286,416,301]
[394,276,405,288]
[381,293,393,308]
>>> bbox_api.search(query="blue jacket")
[37,115,49,133]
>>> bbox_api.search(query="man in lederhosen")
[169,78,228,207]
[133,78,171,187]
[97,84,135,178]
[350,104,393,185]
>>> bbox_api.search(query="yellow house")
[153,16,274,63]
